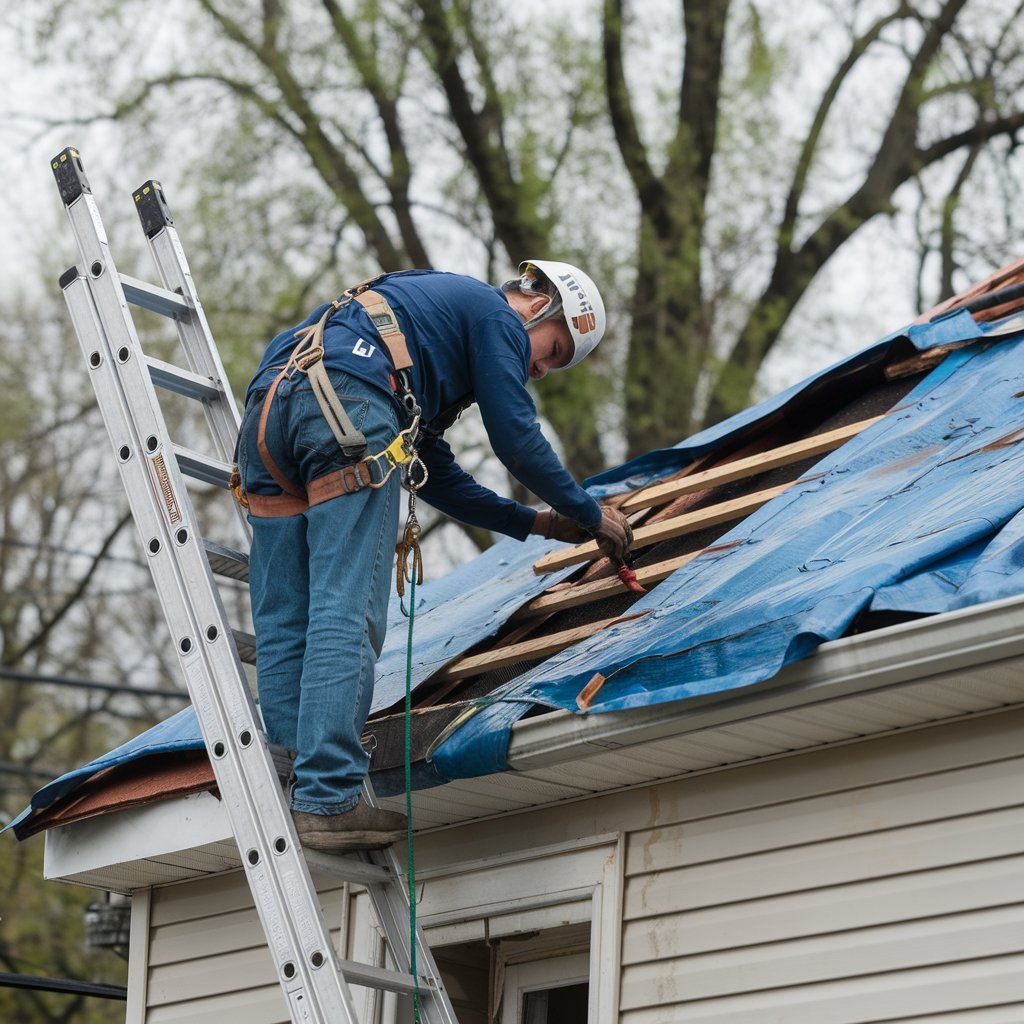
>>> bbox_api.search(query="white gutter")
[506,592,1024,770]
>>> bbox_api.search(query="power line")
[0,971,126,1001]
[0,761,57,780]
[0,667,189,701]
[0,535,141,566]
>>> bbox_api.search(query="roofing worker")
[235,261,631,853]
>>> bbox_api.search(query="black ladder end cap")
[132,179,174,238]
[51,148,91,206]
[58,266,80,290]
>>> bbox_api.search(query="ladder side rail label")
[59,239,357,1022]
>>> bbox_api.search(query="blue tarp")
[4,706,203,835]
[431,329,1024,779]
[12,309,1024,837]
[3,540,578,837]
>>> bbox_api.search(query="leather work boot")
[292,800,408,853]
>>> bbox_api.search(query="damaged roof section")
[9,262,1024,838]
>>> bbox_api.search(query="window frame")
[415,832,625,1024]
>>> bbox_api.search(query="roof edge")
[506,592,1024,770]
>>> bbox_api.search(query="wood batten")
[517,552,699,618]
[885,346,959,381]
[533,482,794,575]
[442,612,650,682]
[517,539,748,620]
[620,416,884,513]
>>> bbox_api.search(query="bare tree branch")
[320,0,431,266]
[779,4,914,251]
[602,0,665,215]
[197,0,407,268]
[5,511,132,666]
[414,0,548,258]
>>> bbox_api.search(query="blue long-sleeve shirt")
[248,270,601,539]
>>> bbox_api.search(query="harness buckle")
[381,428,416,470]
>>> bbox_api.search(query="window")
[501,951,590,1024]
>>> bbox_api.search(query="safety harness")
[235,283,428,997]
[233,277,423,518]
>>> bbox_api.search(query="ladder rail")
[51,147,460,1024]
[361,788,458,1020]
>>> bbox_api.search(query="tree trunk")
[624,216,708,456]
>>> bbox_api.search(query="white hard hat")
[517,259,606,370]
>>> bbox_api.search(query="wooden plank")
[885,346,957,380]
[443,612,648,681]
[533,482,793,575]
[516,550,703,619]
[917,260,1024,322]
[621,416,882,513]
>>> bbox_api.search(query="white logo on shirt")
[352,338,376,358]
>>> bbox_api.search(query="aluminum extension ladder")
[51,147,457,1024]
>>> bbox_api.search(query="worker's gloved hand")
[586,507,633,562]
[531,509,592,544]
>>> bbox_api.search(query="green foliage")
[0,0,1022,1013]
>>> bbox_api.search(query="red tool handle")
[617,562,647,595]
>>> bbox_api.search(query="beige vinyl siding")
[130,707,1024,1022]
[142,870,351,1024]
[619,721,1024,1022]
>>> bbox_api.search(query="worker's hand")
[531,509,592,544]
[587,507,633,562]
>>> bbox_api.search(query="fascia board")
[43,789,231,888]
[42,593,1024,888]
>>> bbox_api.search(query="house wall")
[130,706,1024,1022]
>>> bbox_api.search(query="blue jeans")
[237,368,401,814]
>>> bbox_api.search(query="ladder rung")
[172,444,233,488]
[204,540,249,582]
[303,848,395,886]
[337,959,433,997]
[232,628,256,664]
[146,355,222,402]
[119,272,191,319]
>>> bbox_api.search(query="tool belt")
[237,278,422,517]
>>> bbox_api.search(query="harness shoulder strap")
[354,289,413,371]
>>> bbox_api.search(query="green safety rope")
[404,569,421,1022]
[396,458,426,1022]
